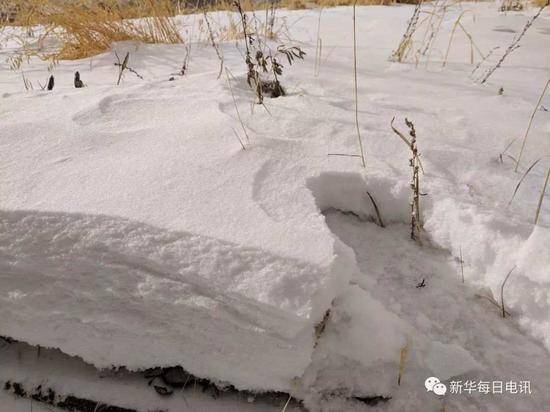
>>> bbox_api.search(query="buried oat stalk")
[391,117,424,241]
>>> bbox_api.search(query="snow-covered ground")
[1,2,549,411]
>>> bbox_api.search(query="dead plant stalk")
[508,158,541,206]
[459,247,464,283]
[515,75,550,172]
[115,52,143,85]
[501,266,515,318]
[353,1,366,168]
[314,7,323,77]
[479,2,548,84]
[398,342,409,386]
[390,1,422,63]
[534,164,550,225]
[391,117,423,241]
[225,68,250,144]
[203,11,224,79]
[443,11,484,67]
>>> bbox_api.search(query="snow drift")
[0,209,355,391]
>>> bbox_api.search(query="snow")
[316,210,549,411]
[1,2,549,410]
[0,340,302,412]
[0,210,328,391]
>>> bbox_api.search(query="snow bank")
[0,209,351,391]
[307,171,411,223]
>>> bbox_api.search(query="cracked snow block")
[0,210,353,392]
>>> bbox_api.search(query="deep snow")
[1,2,549,411]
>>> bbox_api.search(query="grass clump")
[312,0,394,6]
[6,0,183,62]
[233,0,305,104]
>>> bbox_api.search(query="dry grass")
[206,0,419,8]
[2,0,427,65]
[515,75,550,171]
[352,0,366,168]
[500,266,515,318]
[280,0,308,9]
[508,158,541,206]
[5,0,183,61]
[209,0,422,10]
[313,0,395,6]
[313,7,323,76]
[534,164,549,224]
[442,10,485,67]
[397,342,409,385]
[389,1,422,63]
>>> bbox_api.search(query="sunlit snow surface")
[1,3,549,411]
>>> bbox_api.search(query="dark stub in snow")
[260,80,285,98]
[4,381,136,412]
[353,395,391,406]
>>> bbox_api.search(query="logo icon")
[425,377,447,396]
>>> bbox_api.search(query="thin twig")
[424,1,447,68]
[231,128,246,151]
[281,395,292,412]
[508,158,541,206]
[515,75,550,171]
[366,191,385,228]
[459,247,464,283]
[327,153,363,158]
[475,294,512,317]
[353,1,366,168]
[398,342,409,386]
[225,68,250,143]
[204,11,224,79]
[498,137,517,163]
[442,10,481,67]
[501,266,515,318]
[115,51,128,85]
[479,4,548,84]
[115,51,143,85]
[534,164,550,225]
[470,46,499,78]
[314,8,323,77]
[390,2,423,63]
